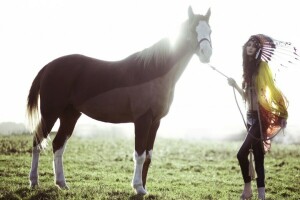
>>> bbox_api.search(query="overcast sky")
[0,0,299,140]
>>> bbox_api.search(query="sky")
[0,0,299,141]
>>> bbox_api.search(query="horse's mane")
[135,38,172,68]
[135,18,194,69]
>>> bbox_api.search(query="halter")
[198,37,212,48]
[186,18,212,52]
[195,19,212,50]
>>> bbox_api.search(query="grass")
[0,134,299,200]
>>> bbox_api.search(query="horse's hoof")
[133,184,147,195]
[56,182,70,190]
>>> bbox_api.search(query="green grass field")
[0,134,299,200]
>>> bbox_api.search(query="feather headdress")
[249,34,299,67]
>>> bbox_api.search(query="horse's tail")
[27,68,47,147]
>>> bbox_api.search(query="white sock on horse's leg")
[147,150,152,160]
[53,143,68,189]
[29,146,40,188]
[132,151,146,195]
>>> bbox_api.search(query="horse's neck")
[168,40,194,84]
[130,35,193,85]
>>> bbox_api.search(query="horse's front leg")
[142,120,160,189]
[142,150,152,188]
[132,151,147,194]
[132,110,153,195]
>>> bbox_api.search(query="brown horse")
[27,6,212,195]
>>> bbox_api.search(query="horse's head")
[187,6,212,63]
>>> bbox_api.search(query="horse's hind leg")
[53,106,81,189]
[29,144,40,188]
[29,115,57,188]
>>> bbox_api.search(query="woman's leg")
[237,125,256,198]
[237,127,255,184]
[252,134,265,188]
[249,120,266,199]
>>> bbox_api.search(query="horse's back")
[38,54,127,110]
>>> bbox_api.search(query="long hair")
[242,36,262,89]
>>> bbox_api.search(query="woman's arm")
[227,78,246,100]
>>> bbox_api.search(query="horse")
[27,6,212,195]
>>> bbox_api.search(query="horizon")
[0,121,299,145]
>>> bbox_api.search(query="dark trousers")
[237,111,265,187]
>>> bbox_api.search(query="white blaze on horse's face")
[195,20,212,63]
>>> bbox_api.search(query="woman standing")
[228,34,289,200]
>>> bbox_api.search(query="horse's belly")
[77,79,174,123]
[77,89,132,123]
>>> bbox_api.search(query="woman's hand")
[227,78,245,100]
[227,78,237,87]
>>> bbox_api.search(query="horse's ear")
[188,6,194,20]
[205,8,211,22]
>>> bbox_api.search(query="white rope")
[207,64,283,142]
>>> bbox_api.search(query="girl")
[228,34,288,200]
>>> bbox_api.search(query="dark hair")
[242,36,262,89]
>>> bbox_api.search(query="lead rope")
[208,64,264,139]
[232,88,247,128]
[208,64,247,128]
[249,147,256,180]
[208,64,257,180]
